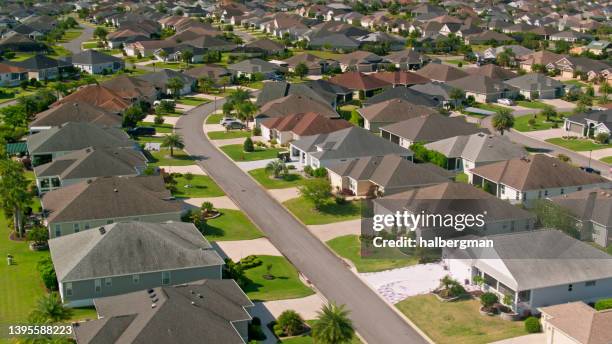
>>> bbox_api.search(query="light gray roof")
[137,69,196,88]
[450,230,612,290]
[227,58,279,74]
[292,127,412,161]
[447,75,518,95]
[425,132,527,164]
[74,279,252,344]
[505,73,564,91]
[69,49,123,65]
[550,188,612,228]
[49,221,223,282]
[381,114,486,143]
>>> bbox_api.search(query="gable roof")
[137,69,196,88]
[358,98,438,123]
[414,63,468,82]
[425,132,527,164]
[381,114,486,142]
[447,74,517,94]
[519,50,564,66]
[328,71,390,91]
[10,54,69,70]
[257,94,338,119]
[505,73,564,91]
[55,85,132,112]
[261,112,351,136]
[539,302,612,344]
[464,64,517,80]
[227,58,280,74]
[101,75,158,101]
[549,187,612,228]
[41,175,182,224]
[364,86,439,107]
[30,101,122,128]
[470,154,609,191]
[49,221,222,282]
[69,49,123,65]
[369,71,431,86]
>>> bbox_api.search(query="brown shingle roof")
[539,302,612,344]
[369,71,431,85]
[358,98,438,123]
[30,101,122,128]
[55,85,132,112]
[262,112,351,136]
[257,94,338,119]
[381,113,485,142]
[414,63,468,82]
[328,71,390,91]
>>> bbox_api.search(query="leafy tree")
[199,77,215,93]
[0,159,33,236]
[533,200,580,239]
[294,62,309,79]
[28,292,73,324]
[299,178,332,210]
[595,132,609,144]
[166,77,185,99]
[37,257,57,291]
[93,26,108,41]
[243,137,254,152]
[540,105,557,122]
[449,88,465,107]
[161,133,185,156]
[277,310,305,336]
[157,49,168,61]
[122,105,144,128]
[266,160,288,178]
[154,114,165,125]
[491,109,515,135]
[235,100,258,125]
[26,225,49,246]
[219,75,231,91]
[181,50,194,67]
[524,317,541,333]
[312,303,354,344]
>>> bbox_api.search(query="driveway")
[539,98,576,111]
[143,115,179,125]
[267,187,300,203]
[308,219,361,242]
[180,196,238,210]
[491,333,546,344]
[214,238,282,261]
[59,24,94,54]
[521,128,567,140]
[176,100,431,344]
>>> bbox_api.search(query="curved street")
[60,22,94,54]
[176,100,430,344]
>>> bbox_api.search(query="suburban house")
[373,182,536,239]
[336,50,386,72]
[33,147,147,193]
[470,154,610,206]
[49,221,223,307]
[385,49,427,70]
[55,85,132,112]
[290,127,413,168]
[549,188,612,248]
[447,75,519,103]
[551,56,612,81]
[10,54,71,80]
[255,94,338,126]
[282,53,339,75]
[137,69,196,96]
[363,86,440,107]
[72,279,253,344]
[256,81,340,109]
[505,73,565,99]
[518,50,564,72]
[380,114,485,148]
[227,58,283,79]
[425,133,527,175]
[154,45,207,64]
[68,50,125,74]
[0,62,27,86]
[29,101,122,132]
[41,175,183,237]
[328,71,390,99]
[464,64,517,81]
[125,40,178,57]
[27,122,135,166]
[261,112,351,144]
[183,64,232,83]
[369,71,431,87]
[357,98,438,132]
[101,76,159,104]
[414,63,468,82]
[564,109,611,138]
[327,155,452,196]
[444,230,612,314]
[409,82,461,108]
[539,302,612,344]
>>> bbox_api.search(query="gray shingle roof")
[381,114,486,143]
[69,49,123,65]
[425,132,527,164]
[363,86,439,107]
[29,101,122,128]
[505,73,564,91]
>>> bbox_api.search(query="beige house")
[539,302,612,344]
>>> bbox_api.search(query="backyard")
[201,209,263,242]
[396,295,527,344]
[283,197,361,225]
[242,256,314,301]
[171,175,224,198]
[327,235,417,273]
[546,137,612,151]
[249,168,304,189]
[220,144,284,162]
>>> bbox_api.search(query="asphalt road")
[60,24,94,54]
[176,100,430,344]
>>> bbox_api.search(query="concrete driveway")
[491,333,546,344]
[539,98,576,111]
[267,188,300,203]
[143,115,180,125]
[308,219,361,242]
[521,128,567,140]
[180,196,239,210]
[214,238,282,261]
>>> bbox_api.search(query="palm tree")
[157,49,168,62]
[491,109,515,135]
[312,302,354,344]
[266,160,288,178]
[235,100,258,126]
[28,292,73,324]
[162,133,185,156]
[0,159,33,237]
[227,88,250,104]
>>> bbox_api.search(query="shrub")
[557,154,571,162]
[524,316,541,333]
[480,292,499,309]
[334,195,347,205]
[253,127,261,136]
[154,114,165,125]
[243,137,254,152]
[277,310,305,336]
[303,165,313,176]
[312,167,328,178]
[595,298,612,311]
[595,132,609,144]
[37,257,58,291]
[239,255,262,269]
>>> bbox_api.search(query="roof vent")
[190,290,195,294]
[151,303,156,308]
[148,292,156,299]
[113,188,118,192]
[98,227,106,235]
[152,297,158,303]
[147,289,154,294]
[191,301,196,306]
[197,293,203,299]
[552,163,557,167]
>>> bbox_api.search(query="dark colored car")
[127,126,156,136]
[580,166,601,175]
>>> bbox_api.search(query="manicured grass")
[327,235,416,273]
[139,121,174,133]
[338,104,359,120]
[172,175,224,198]
[513,114,564,132]
[71,307,98,321]
[82,41,98,49]
[148,149,195,166]
[445,59,464,66]
[474,103,508,113]
[202,209,263,242]
[220,144,283,161]
[206,112,224,124]
[562,79,587,88]
[545,137,612,151]
[396,295,527,344]
[455,172,469,183]
[60,28,83,42]
[281,320,362,343]
[249,168,304,189]
[207,130,252,140]
[283,196,361,225]
[242,256,314,301]
[50,45,71,57]
[600,156,612,164]
[178,96,209,106]
[516,100,550,109]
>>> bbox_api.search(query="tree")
[37,256,57,291]
[449,88,465,108]
[122,105,144,128]
[157,49,168,61]
[26,225,49,246]
[491,109,515,135]
[266,160,288,178]
[161,133,185,156]
[49,82,68,99]
[235,100,258,126]
[539,105,556,122]
[28,292,73,324]
[294,62,309,79]
[166,77,185,99]
[243,137,254,152]
[277,310,305,337]
[199,77,215,93]
[524,317,541,333]
[533,200,580,239]
[0,159,33,237]
[312,303,354,344]
[93,26,108,41]
[299,178,331,210]
[219,75,231,91]
[181,50,194,67]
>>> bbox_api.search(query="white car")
[153,99,175,106]
[219,117,237,126]
[496,98,515,106]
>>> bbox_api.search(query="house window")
[55,225,61,237]
[585,281,596,287]
[161,271,171,285]
[568,284,573,292]
[577,186,582,191]
[132,275,140,284]
[560,188,564,195]
[84,223,90,229]
[500,185,505,194]
[538,190,542,199]
[65,283,72,296]
[104,277,112,287]
[73,223,80,232]
[518,290,530,302]
[544,190,549,196]
[107,220,114,224]
[94,279,101,293]
[51,178,60,187]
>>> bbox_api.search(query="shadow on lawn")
[317,200,360,216]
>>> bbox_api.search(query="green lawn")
[243,256,314,301]
[281,320,362,343]
[202,209,263,241]
[562,79,587,88]
[207,130,252,140]
[139,121,174,134]
[71,307,98,321]
[397,295,527,344]
[455,173,469,183]
[474,103,508,113]
[178,96,209,106]
[220,144,283,161]
[172,175,224,198]
[283,197,361,225]
[148,149,195,166]
[600,156,612,164]
[82,41,98,49]
[514,114,564,132]
[206,113,224,124]
[445,59,464,66]
[327,235,416,273]
[249,168,304,189]
[516,100,550,109]
[546,137,612,151]
[9,52,36,62]
[59,28,83,42]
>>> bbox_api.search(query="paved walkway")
[589,148,612,160]
[143,115,180,125]
[262,294,326,320]
[181,196,238,210]
[176,103,195,112]
[267,187,300,203]
[490,333,546,344]
[308,219,361,242]
[214,238,282,261]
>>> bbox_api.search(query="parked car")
[580,166,601,175]
[270,73,285,81]
[153,99,175,106]
[224,120,246,130]
[219,117,237,126]
[497,98,515,106]
[127,126,156,136]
